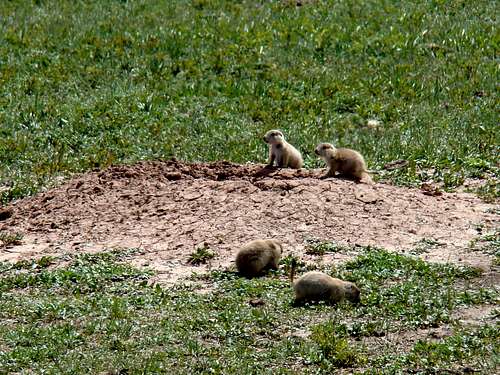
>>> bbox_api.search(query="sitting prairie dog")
[290,260,360,304]
[263,130,303,169]
[236,239,282,278]
[315,143,373,183]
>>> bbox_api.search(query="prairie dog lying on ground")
[263,130,303,169]
[290,260,360,304]
[315,143,373,183]
[236,239,282,278]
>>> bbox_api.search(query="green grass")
[0,248,497,374]
[0,0,498,203]
[304,238,353,255]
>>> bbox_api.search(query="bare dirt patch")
[1,160,498,283]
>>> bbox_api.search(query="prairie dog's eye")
[322,145,327,149]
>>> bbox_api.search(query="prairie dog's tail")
[290,257,298,284]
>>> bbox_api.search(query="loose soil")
[0,160,498,284]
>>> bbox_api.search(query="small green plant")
[0,231,23,247]
[412,237,445,254]
[309,321,366,368]
[475,179,500,203]
[11,256,54,270]
[401,325,500,372]
[187,243,216,265]
[469,229,500,258]
[304,239,351,255]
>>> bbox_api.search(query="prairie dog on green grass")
[290,261,360,304]
[236,239,282,278]
[315,143,373,183]
[263,130,303,169]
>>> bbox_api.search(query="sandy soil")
[0,160,498,284]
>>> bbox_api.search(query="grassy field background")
[0,0,498,203]
[0,247,498,374]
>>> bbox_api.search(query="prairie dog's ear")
[278,242,283,254]
[269,240,282,253]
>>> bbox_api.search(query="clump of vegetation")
[411,237,445,254]
[187,243,216,265]
[469,229,500,263]
[474,180,499,203]
[309,320,366,368]
[0,231,23,247]
[304,238,352,255]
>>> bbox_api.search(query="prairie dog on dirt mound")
[236,239,282,278]
[263,130,303,169]
[315,143,373,183]
[290,261,360,304]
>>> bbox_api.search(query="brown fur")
[263,130,303,169]
[236,239,283,278]
[293,271,361,305]
[315,143,373,183]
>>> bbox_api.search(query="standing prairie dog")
[315,143,373,183]
[236,239,282,278]
[290,260,361,304]
[263,130,303,169]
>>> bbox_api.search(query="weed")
[309,320,366,368]
[304,238,352,256]
[187,243,216,265]
[0,231,23,247]
[412,237,446,254]
[474,179,500,203]
[469,229,500,260]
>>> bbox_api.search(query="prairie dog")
[293,271,361,305]
[236,239,282,278]
[315,143,373,183]
[263,130,303,169]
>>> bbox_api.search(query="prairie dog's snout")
[263,130,284,145]
[314,143,333,156]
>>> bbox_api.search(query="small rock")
[421,183,443,196]
[383,159,409,170]
[354,188,379,204]
[249,298,265,307]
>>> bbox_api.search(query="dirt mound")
[1,160,498,283]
